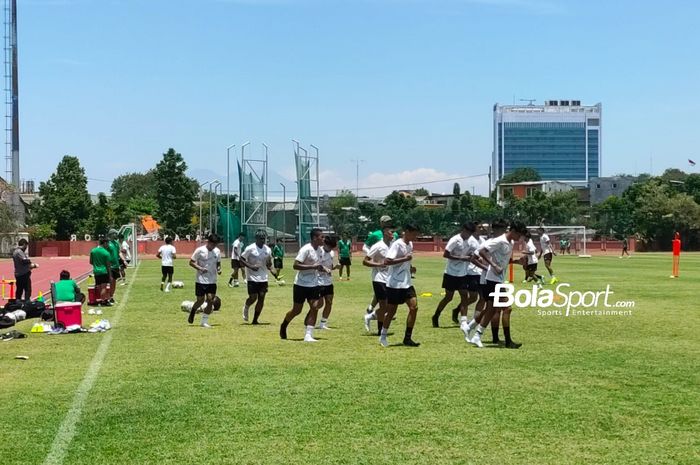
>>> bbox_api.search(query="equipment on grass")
[171,281,184,289]
[420,292,433,297]
[670,232,681,278]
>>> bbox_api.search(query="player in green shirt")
[89,238,113,306]
[272,238,284,271]
[107,230,121,304]
[338,234,352,280]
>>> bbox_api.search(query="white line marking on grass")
[43,265,140,465]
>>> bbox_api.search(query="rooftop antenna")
[519,98,536,106]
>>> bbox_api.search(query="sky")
[15,0,700,199]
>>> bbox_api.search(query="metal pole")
[280,183,286,253]
[210,181,221,234]
[226,144,235,257]
[199,180,215,239]
[311,145,320,227]
[240,142,250,238]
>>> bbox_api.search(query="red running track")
[0,257,92,303]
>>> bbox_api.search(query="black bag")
[1,300,24,315]
[0,315,15,329]
[24,301,47,319]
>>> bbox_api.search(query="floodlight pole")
[199,179,216,239]
[226,144,235,257]
[210,181,221,234]
[311,144,320,227]
[350,158,365,198]
[280,182,286,253]
[240,141,250,237]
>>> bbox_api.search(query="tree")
[593,196,633,238]
[153,148,197,236]
[500,167,541,184]
[660,168,687,182]
[83,193,116,236]
[111,171,156,204]
[383,191,418,227]
[414,187,429,196]
[35,155,92,240]
[452,183,461,196]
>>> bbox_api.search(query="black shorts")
[466,275,481,292]
[195,283,217,297]
[231,259,242,269]
[318,284,334,297]
[372,281,387,301]
[273,258,283,270]
[162,266,174,276]
[544,253,553,262]
[95,273,110,286]
[386,286,417,305]
[247,281,268,295]
[526,263,538,272]
[339,257,351,266]
[442,273,468,292]
[292,285,321,304]
[111,269,121,280]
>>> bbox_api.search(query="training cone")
[37,291,44,302]
[420,292,433,297]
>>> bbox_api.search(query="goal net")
[528,225,591,258]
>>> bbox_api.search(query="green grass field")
[1,254,699,465]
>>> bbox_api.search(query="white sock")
[467,319,476,330]
[165,282,171,291]
[460,315,468,323]
[369,311,377,320]
[305,325,314,336]
[201,314,209,325]
[475,324,485,335]
[380,328,388,337]
[321,318,328,324]
[367,304,374,312]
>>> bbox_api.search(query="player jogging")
[380,223,421,348]
[537,226,558,284]
[280,228,325,342]
[187,234,222,328]
[240,230,274,325]
[362,227,393,334]
[157,236,177,292]
[431,222,476,328]
[228,232,246,287]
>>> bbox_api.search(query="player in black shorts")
[239,230,274,325]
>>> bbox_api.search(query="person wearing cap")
[228,232,246,288]
[107,229,121,304]
[362,215,397,315]
[239,230,274,325]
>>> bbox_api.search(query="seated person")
[55,270,86,304]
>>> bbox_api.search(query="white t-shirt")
[367,240,390,283]
[232,239,243,259]
[466,235,483,276]
[526,239,538,265]
[478,234,513,283]
[317,248,335,286]
[191,245,221,284]
[121,240,131,261]
[444,234,469,277]
[386,239,413,290]
[158,244,177,267]
[241,243,272,283]
[540,233,552,255]
[294,243,320,288]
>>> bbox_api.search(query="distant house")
[497,180,572,204]
[0,176,29,226]
[589,176,638,205]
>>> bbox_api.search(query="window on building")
[588,118,600,126]
[502,187,513,196]
[613,183,617,188]
[596,184,601,189]
[526,187,538,197]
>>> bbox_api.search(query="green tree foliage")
[111,171,156,203]
[35,155,92,240]
[452,183,460,196]
[153,148,197,236]
[414,188,429,196]
[593,195,634,238]
[82,193,116,237]
[500,167,541,184]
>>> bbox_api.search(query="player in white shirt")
[156,236,177,292]
[431,222,477,328]
[187,234,222,328]
[450,222,488,324]
[362,227,393,334]
[466,221,528,349]
[280,228,326,342]
[537,226,558,284]
[381,224,421,348]
[118,233,131,285]
[522,231,544,285]
[239,230,274,325]
[317,236,340,330]
[228,232,246,287]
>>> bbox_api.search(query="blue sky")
[17,0,700,198]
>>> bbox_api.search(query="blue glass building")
[492,100,602,190]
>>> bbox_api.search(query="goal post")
[528,225,591,258]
